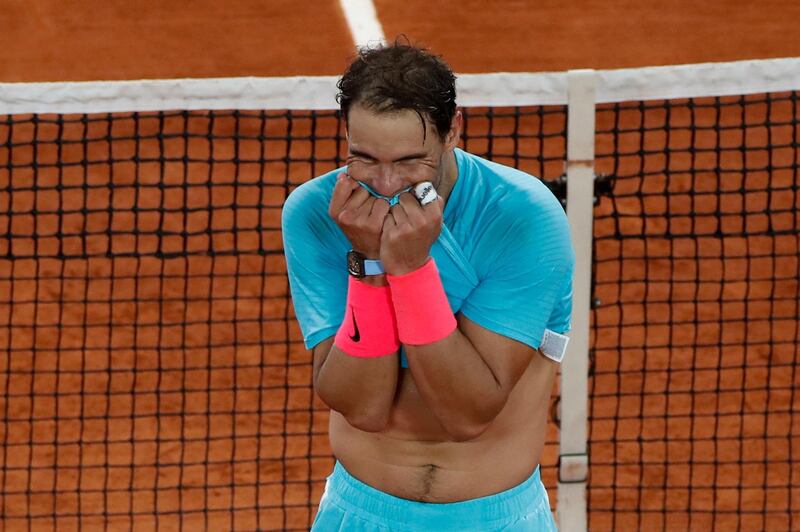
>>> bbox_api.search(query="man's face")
[345,103,448,198]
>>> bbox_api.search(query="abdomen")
[328,355,557,502]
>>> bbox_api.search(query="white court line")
[339,0,386,47]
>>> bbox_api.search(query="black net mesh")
[3,89,796,532]
[0,106,567,530]
[589,92,800,531]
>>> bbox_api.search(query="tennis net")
[1,58,798,531]
[0,96,567,530]
[589,90,799,531]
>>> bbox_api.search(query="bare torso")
[330,351,557,502]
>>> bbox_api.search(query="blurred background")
[2,0,800,81]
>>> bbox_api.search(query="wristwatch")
[347,250,384,278]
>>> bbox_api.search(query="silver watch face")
[347,251,365,277]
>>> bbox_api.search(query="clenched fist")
[380,191,443,276]
[328,172,391,259]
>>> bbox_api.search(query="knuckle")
[338,210,353,225]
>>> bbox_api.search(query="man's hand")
[380,191,444,275]
[328,173,391,258]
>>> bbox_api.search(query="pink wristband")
[334,277,400,358]
[387,258,457,345]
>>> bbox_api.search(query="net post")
[558,68,596,532]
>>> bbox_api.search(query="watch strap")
[363,259,384,275]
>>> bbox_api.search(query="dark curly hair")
[336,39,457,141]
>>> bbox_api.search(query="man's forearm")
[316,345,399,432]
[404,326,507,440]
[315,273,399,432]
[385,258,513,441]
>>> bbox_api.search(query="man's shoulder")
[281,167,349,265]
[282,167,342,221]
[459,150,562,224]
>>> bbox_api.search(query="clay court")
[1,1,799,531]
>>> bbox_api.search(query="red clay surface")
[2,1,800,82]
[0,1,355,81]
[376,0,800,72]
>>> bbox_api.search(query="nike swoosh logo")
[349,307,361,342]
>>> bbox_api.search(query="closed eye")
[348,149,377,162]
[395,153,428,163]
[347,158,376,165]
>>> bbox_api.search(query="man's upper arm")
[281,178,349,350]
[459,185,574,356]
[457,313,540,395]
[311,336,335,389]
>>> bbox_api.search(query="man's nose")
[370,165,405,196]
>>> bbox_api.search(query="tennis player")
[282,41,574,531]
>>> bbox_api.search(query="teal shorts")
[311,461,558,532]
